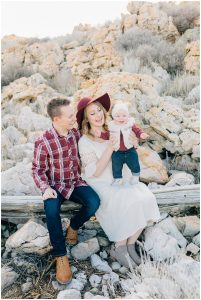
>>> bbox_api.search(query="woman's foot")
[110,244,137,268]
[127,243,142,266]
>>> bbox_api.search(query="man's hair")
[47,98,70,120]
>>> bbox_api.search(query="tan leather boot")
[56,255,72,284]
[66,226,78,246]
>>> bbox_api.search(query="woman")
[76,93,161,267]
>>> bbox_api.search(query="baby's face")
[113,109,129,125]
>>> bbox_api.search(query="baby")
[93,102,149,186]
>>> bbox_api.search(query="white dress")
[78,135,161,242]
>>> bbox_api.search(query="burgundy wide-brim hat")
[76,93,110,129]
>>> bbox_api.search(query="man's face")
[54,105,76,130]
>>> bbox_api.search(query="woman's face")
[85,102,105,127]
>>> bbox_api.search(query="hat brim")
[76,93,110,129]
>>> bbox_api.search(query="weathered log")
[1,184,200,223]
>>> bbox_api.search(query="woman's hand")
[108,133,118,151]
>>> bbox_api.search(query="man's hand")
[140,133,149,140]
[42,187,57,200]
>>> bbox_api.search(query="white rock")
[21,282,33,293]
[91,254,112,273]
[119,266,128,274]
[84,292,106,299]
[66,278,85,291]
[111,262,121,271]
[144,227,181,261]
[165,172,195,187]
[74,272,87,285]
[71,238,100,260]
[99,250,108,259]
[179,216,200,237]
[97,236,110,247]
[186,243,200,255]
[57,289,81,299]
[155,217,187,248]
[102,272,119,284]
[89,274,102,287]
[1,266,19,291]
[192,233,200,247]
[5,220,51,255]
[71,266,78,274]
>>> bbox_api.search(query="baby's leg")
[112,151,124,186]
[125,148,140,184]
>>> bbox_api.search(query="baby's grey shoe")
[110,244,137,269]
[130,175,140,185]
[112,178,123,186]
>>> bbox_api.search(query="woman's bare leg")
[115,238,127,247]
[127,228,144,265]
[127,228,144,245]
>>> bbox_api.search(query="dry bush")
[47,69,78,96]
[1,58,35,88]
[160,2,200,34]
[161,73,200,98]
[116,27,185,75]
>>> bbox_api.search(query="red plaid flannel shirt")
[32,126,87,199]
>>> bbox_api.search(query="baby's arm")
[132,124,149,139]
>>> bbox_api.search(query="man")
[32,98,100,284]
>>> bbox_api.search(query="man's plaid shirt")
[32,126,87,199]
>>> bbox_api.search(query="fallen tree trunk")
[1,184,200,223]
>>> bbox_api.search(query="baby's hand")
[140,133,149,140]
[90,128,101,138]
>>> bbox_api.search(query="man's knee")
[44,198,60,219]
[87,193,100,214]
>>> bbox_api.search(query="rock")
[71,238,100,260]
[71,266,78,274]
[57,289,81,299]
[102,272,119,284]
[21,282,33,293]
[144,227,181,261]
[111,262,121,271]
[65,278,85,291]
[84,292,106,299]
[91,254,112,273]
[1,266,19,291]
[84,220,102,230]
[186,243,200,255]
[89,274,102,287]
[5,219,51,254]
[2,160,40,195]
[52,281,66,291]
[126,2,179,42]
[99,250,108,259]
[74,272,87,285]
[97,236,110,247]
[165,172,195,187]
[78,229,97,242]
[154,217,188,248]
[177,216,200,237]
[184,40,200,74]
[192,233,200,247]
[119,266,128,274]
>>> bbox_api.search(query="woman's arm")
[93,142,113,177]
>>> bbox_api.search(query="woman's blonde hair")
[81,101,110,136]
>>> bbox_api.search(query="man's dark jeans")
[44,186,100,257]
[112,147,140,179]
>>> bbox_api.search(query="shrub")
[1,58,34,88]
[161,73,200,98]
[47,69,78,96]
[160,2,200,34]
[116,27,185,75]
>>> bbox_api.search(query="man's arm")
[32,139,50,194]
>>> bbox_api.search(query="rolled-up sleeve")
[32,139,50,193]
